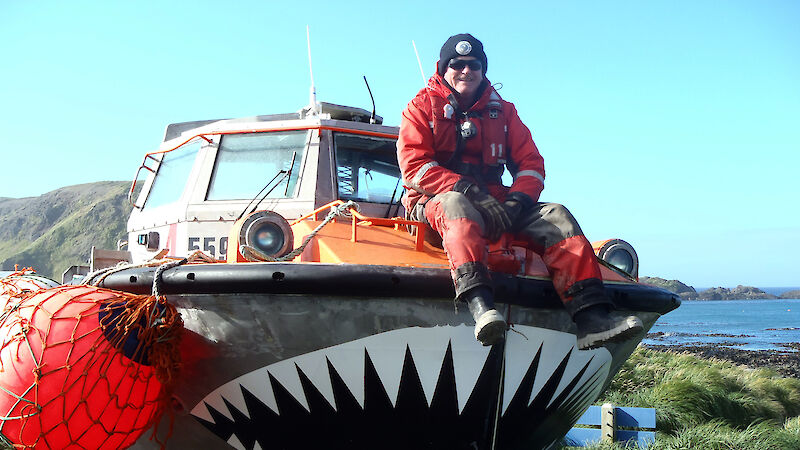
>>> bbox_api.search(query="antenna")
[363,76,377,124]
[412,40,426,86]
[306,26,318,114]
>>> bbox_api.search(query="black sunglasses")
[448,59,482,71]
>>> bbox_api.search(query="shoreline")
[641,343,800,379]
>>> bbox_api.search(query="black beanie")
[437,33,487,76]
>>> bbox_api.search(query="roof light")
[592,239,639,279]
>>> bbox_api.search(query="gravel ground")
[642,343,800,379]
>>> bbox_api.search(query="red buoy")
[0,284,182,449]
[0,272,59,310]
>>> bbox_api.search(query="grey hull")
[101,264,676,450]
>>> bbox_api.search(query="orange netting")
[0,282,183,450]
[0,270,44,298]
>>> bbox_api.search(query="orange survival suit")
[397,73,610,316]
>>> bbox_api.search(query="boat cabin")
[127,103,402,264]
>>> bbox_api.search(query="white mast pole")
[412,40,426,86]
[307,26,318,114]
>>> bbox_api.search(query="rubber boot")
[463,286,506,346]
[573,304,643,350]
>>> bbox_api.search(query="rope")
[81,259,170,287]
[83,201,360,290]
[81,251,218,287]
[152,259,187,298]
[75,251,195,373]
[241,200,359,262]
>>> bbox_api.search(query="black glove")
[503,191,535,232]
[503,199,523,226]
[453,180,512,241]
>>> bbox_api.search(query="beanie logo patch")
[455,40,472,56]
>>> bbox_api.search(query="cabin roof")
[163,102,384,143]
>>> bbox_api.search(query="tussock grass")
[562,347,800,449]
[787,415,800,432]
[649,420,800,449]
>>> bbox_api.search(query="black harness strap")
[443,94,464,169]
[446,161,503,188]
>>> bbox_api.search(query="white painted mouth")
[192,324,610,422]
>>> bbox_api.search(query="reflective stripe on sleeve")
[515,170,545,184]
[409,161,439,194]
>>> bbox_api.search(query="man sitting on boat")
[397,33,643,348]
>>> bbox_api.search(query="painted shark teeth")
[191,324,610,428]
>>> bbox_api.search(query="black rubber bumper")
[97,263,680,314]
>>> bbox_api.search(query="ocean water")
[644,297,800,351]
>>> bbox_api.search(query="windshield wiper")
[235,151,298,222]
[283,151,298,196]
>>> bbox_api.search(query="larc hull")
[103,264,676,450]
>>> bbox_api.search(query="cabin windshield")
[143,141,202,209]
[206,130,309,200]
[334,133,402,204]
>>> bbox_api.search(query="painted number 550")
[188,236,228,260]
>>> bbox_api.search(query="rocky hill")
[689,285,777,300]
[639,277,784,300]
[0,181,131,280]
[639,277,696,295]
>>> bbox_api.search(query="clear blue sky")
[1,1,798,288]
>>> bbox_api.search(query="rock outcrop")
[639,277,786,300]
[687,285,777,300]
[639,276,696,295]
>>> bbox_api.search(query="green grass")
[561,348,800,449]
